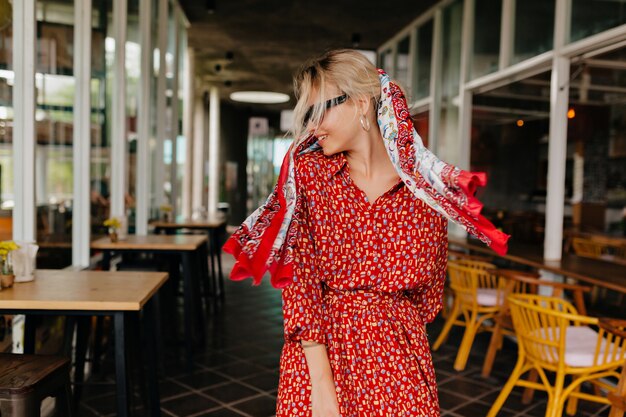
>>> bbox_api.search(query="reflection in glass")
[395,36,410,92]
[126,0,139,232]
[380,48,394,76]
[442,0,462,100]
[90,0,110,241]
[471,0,501,79]
[35,0,75,268]
[412,20,433,101]
[513,0,555,64]
[0,17,11,241]
[570,0,626,43]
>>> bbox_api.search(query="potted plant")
[0,241,19,288]
[103,217,122,242]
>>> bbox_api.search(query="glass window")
[36,0,75,268]
[90,0,111,240]
[442,0,463,100]
[0,18,12,242]
[173,21,186,218]
[126,0,139,231]
[412,20,433,101]
[412,110,430,147]
[513,0,555,64]
[395,36,410,93]
[570,0,626,43]
[471,0,501,79]
[379,48,394,76]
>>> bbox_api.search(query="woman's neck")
[345,130,395,179]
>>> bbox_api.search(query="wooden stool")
[0,353,73,417]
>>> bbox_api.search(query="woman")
[224,50,509,417]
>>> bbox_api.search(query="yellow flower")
[103,217,122,229]
[0,241,20,261]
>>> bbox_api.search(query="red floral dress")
[277,150,448,417]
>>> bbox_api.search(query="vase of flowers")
[159,204,173,222]
[0,241,19,288]
[103,217,122,242]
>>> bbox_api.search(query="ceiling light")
[230,91,290,104]
[206,0,215,14]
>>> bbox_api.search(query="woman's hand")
[300,341,341,417]
[311,374,341,417]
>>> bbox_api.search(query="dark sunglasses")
[303,94,348,126]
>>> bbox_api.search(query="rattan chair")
[481,269,591,378]
[432,259,501,371]
[487,294,626,417]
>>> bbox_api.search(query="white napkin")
[12,241,39,283]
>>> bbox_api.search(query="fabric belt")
[323,286,406,309]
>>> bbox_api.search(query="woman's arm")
[301,341,340,417]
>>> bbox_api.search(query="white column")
[207,86,220,216]
[135,0,152,235]
[170,15,181,220]
[191,92,205,217]
[544,0,571,261]
[181,48,195,219]
[12,0,36,243]
[499,0,515,70]
[110,0,127,220]
[154,0,168,208]
[429,10,443,154]
[457,0,474,171]
[72,0,92,267]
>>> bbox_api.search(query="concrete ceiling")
[178,0,439,110]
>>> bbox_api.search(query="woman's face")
[305,84,364,156]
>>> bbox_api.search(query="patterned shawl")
[223,70,510,288]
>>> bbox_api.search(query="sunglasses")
[303,94,348,126]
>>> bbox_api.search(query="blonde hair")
[291,49,381,140]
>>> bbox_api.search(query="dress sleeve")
[408,217,448,324]
[281,166,326,345]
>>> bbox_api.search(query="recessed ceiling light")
[230,91,290,104]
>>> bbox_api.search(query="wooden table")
[0,269,167,417]
[91,235,210,368]
[448,237,626,294]
[152,216,227,300]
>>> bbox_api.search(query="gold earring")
[359,114,370,132]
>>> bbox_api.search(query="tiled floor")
[78,254,614,417]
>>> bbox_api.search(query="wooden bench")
[0,354,72,417]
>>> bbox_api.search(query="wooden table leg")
[114,312,130,417]
[215,226,225,300]
[181,252,194,370]
[23,315,37,354]
[143,298,161,417]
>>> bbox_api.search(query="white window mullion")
[191,92,205,217]
[72,0,92,266]
[458,0,474,171]
[499,0,515,70]
[136,0,152,235]
[181,47,194,219]
[12,0,36,243]
[429,9,443,154]
[111,0,128,220]
[207,86,220,217]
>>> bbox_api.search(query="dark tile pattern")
[77,253,614,417]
